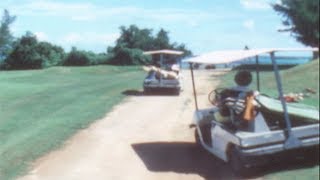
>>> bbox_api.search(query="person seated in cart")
[143,64,180,79]
[215,70,257,127]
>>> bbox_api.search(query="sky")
[0,0,311,55]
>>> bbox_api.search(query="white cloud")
[34,31,49,41]
[61,32,119,44]
[8,0,135,21]
[240,0,271,10]
[56,32,119,52]
[243,20,255,30]
[10,0,98,21]
[62,33,82,43]
[71,15,96,21]
[9,0,217,25]
[188,20,199,28]
[91,33,120,43]
[11,24,21,34]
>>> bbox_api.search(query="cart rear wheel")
[174,88,180,95]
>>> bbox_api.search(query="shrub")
[63,48,90,66]
[63,48,110,66]
[108,46,151,65]
[4,33,65,70]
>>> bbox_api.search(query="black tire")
[302,146,319,164]
[208,89,216,105]
[175,88,180,95]
[229,147,250,176]
[194,129,201,146]
[144,87,151,94]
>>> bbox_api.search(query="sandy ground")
[19,69,247,180]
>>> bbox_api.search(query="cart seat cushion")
[256,95,319,121]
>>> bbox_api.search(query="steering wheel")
[208,88,226,105]
[208,90,216,105]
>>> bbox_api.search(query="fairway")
[0,66,144,179]
[1,62,319,180]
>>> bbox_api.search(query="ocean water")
[238,56,312,65]
[180,56,312,69]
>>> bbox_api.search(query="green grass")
[0,65,145,179]
[218,60,319,108]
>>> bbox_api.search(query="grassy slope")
[219,60,319,108]
[0,66,144,179]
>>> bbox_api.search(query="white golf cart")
[185,48,319,175]
[143,50,184,95]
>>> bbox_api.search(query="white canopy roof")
[184,48,318,64]
[143,49,184,55]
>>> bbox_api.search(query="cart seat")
[256,95,319,122]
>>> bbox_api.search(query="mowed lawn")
[0,66,145,179]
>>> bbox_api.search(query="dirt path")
[19,69,241,180]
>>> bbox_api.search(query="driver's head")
[234,70,252,86]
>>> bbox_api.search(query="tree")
[116,25,154,50]
[63,47,110,66]
[0,9,16,61]
[5,32,41,69]
[174,43,192,57]
[5,32,65,69]
[154,28,171,50]
[108,25,192,65]
[273,0,319,47]
[63,47,90,66]
[36,41,65,67]
[109,45,151,65]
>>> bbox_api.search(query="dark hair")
[234,70,252,86]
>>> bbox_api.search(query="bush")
[108,46,151,65]
[4,33,65,70]
[63,48,90,66]
[63,48,110,66]
[36,42,65,67]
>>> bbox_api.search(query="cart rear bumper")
[239,136,319,156]
[237,144,319,168]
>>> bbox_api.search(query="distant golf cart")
[143,50,184,95]
[185,48,319,175]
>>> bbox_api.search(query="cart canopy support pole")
[189,63,199,111]
[270,52,301,149]
[255,55,260,91]
[160,53,163,84]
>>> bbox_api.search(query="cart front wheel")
[229,147,250,176]
[194,129,200,146]
[144,87,151,94]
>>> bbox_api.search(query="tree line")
[0,10,192,70]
